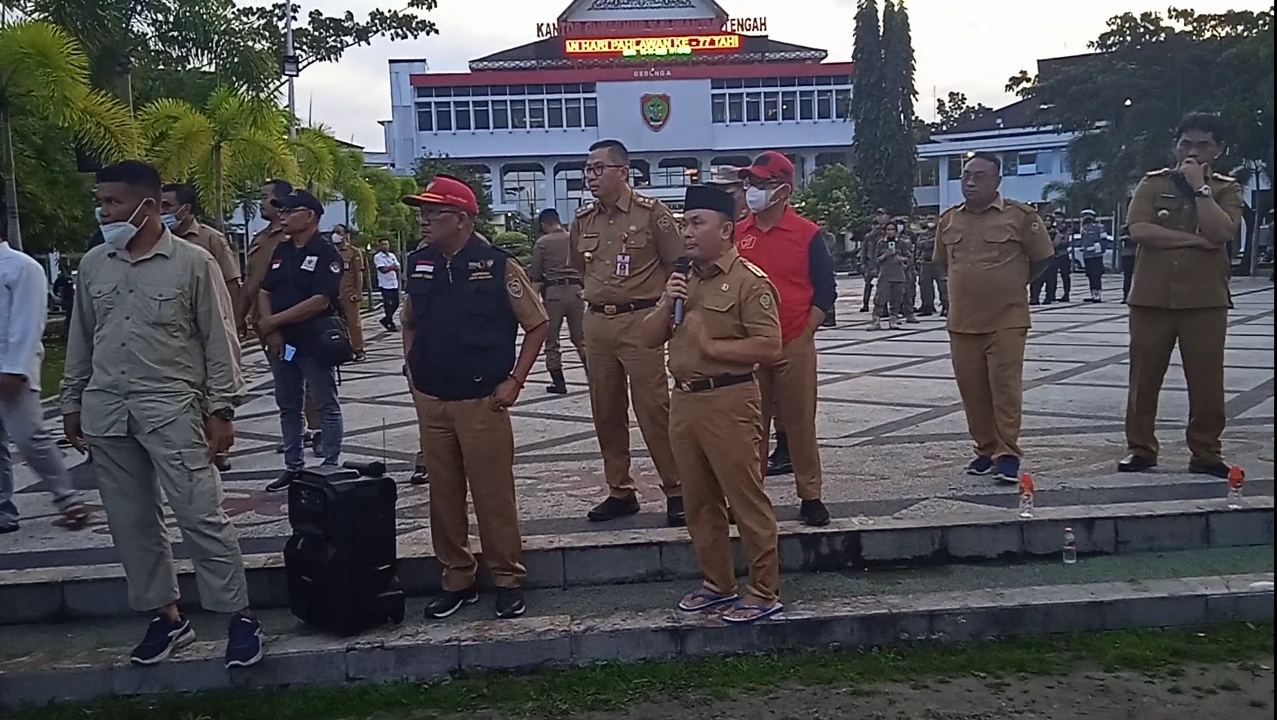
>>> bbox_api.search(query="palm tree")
[293,127,375,232]
[0,20,136,250]
[139,85,296,230]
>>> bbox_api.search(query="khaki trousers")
[412,387,429,469]
[758,333,822,500]
[341,297,365,355]
[543,285,586,373]
[671,381,780,604]
[949,328,1029,459]
[583,308,680,499]
[89,412,249,613]
[1125,306,1228,463]
[419,395,525,591]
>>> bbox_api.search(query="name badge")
[415,262,434,274]
[301,256,318,272]
[470,271,493,281]
[343,260,350,270]
[615,253,632,278]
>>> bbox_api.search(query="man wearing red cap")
[400,175,549,620]
[734,151,837,527]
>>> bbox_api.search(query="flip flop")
[54,505,90,531]
[721,599,784,624]
[678,589,739,613]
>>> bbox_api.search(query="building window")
[548,99,564,128]
[946,156,965,181]
[527,98,546,129]
[454,101,471,131]
[763,92,779,122]
[416,108,433,132]
[584,97,598,127]
[434,101,452,132]
[1017,152,1037,175]
[835,89,851,120]
[553,161,588,218]
[415,87,432,98]
[781,91,796,121]
[1036,150,1054,175]
[565,98,582,128]
[711,155,751,170]
[745,92,761,122]
[474,101,490,130]
[1002,153,1019,177]
[916,159,939,187]
[491,100,509,130]
[628,159,651,188]
[510,99,527,129]
[728,94,743,123]
[816,90,832,120]
[799,91,814,120]
[815,152,847,167]
[653,157,699,188]
[501,163,546,216]
[786,154,806,186]
[712,94,726,123]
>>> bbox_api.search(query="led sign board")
[537,17,767,39]
[563,33,742,58]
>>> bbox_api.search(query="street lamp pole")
[282,2,300,139]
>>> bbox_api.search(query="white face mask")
[96,201,150,250]
[745,185,784,213]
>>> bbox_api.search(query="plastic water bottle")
[1062,527,1077,565]
[1018,473,1035,518]
[1227,466,1245,510]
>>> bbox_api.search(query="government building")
[378,0,855,219]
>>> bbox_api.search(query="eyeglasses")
[420,208,464,221]
[584,163,626,177]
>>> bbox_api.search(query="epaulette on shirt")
[575,202,595,218]
[633,194,656,209]
[1006,199,1038,215]
[1146,168,1173,177]
[740,258,768,278]
[1211,172,1237,183]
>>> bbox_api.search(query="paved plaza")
[2,277,1273,573]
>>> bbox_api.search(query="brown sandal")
[55,504,91,531]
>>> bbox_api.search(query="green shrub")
[494,230,534,264]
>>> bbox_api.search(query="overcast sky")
[286,0,1268,149]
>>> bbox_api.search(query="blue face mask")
[161,213,181,231]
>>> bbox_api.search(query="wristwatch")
[1195,184,1213,198]
[211,407,235,421]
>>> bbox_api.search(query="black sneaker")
[409,466,430,485]
[310,430,323,458]
[586,495,640,522]
[130,613,195,666]
[266,469,301,493]
[425,587,479,619]
[495,588,526,619]
[214,454,232,472]
[0,521,19,535]
[799,499,831,527]
[225,613,265,668]
[765,452,793,477]
[666,496,685,527]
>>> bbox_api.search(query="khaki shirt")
[1125,169,1242,310]
[60,231,245,437]
[665,247,781,382]
[935,195,1054,334]
[876,236,911,282]
[245,225,287,328]
[401,257,548,334]
[569,187,683,304]
[528,230,580,286]
[337,244,365,301]
[178,221,241,284]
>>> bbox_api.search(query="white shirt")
[373,251,400,290]
[0,241,47,392]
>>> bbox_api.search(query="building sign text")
[537,17,768,39]
[564,33,742,58]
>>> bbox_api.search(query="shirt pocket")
[1152,195,1186,228]
[138,285,188,330]
[89,283,119,318]
[700,295,738,335]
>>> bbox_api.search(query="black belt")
[588,299,658,315]
[544,278,581,287]
[674,373,755,394]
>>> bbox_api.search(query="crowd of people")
[0,111,1247,668]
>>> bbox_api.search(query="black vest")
[406,237,519,401]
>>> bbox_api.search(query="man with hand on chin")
[734,151,837,527]
[640,184,784,624]
[61,161,261,669]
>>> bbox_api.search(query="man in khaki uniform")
[1119,113,1242,479]
[570,139,684,526]
[915,215,948,316]
[332,224,367,361]
[61,161,263,669]
[528,208,585,395]
[935,152,1054,483]
[639,185,784,624]
[242,179,321,448]
[860,208,889,312]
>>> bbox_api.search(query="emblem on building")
[641,93,671,132]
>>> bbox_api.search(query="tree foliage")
[849,0,885,203]
[880,0,917,215]
[933,91,992,132]
[1008,7,1274,214]
[362,166,419,243]
[414,154,497,239]
[793,163,869,237]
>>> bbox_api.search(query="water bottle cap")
[1064,526,1074,531]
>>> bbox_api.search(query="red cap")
[738,151,795,184]
[403,175,479,215]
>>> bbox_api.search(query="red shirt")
[736,206,818,343]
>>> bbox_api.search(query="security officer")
[703,166,748,220]
[859,208,889,312]
[257,189,345,492]
[332,224,367,361]
[935,152,1054,483]
[1074,209,1112,302]
[243,179,322,453]
[528,208,585,395]
[570,139,684,525]
[401,175,549,620]
[639,184,784,624]
[1029,213,1056,305]
[1119,112,1242,479]
[1047,208,1073,302]
[736,151,836,526]
[896,217,920,323]
[916,215,948,316]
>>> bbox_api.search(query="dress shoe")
[765,452,793,477]
[587,495,640,522]
[666,497,686,526]
[1117,454,1157,473]
[409,466,430,485]
[1188,458,1231,479]
[799,499,831,527]
[266,469,301,493]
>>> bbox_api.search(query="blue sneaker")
[966,456,994,476]
[225,613,265,668]
[130,613,195,666]
[993,455,1021,483]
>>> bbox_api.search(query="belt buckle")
[678,381,692,392]
[604,304,618,316]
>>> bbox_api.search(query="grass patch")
[8,623,1272,720]
[40,338,66,399]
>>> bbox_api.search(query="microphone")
[673,256,690,325]
[342,460,387,478]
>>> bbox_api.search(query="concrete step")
[2,497,1271,624]
[0,545,1272,710]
